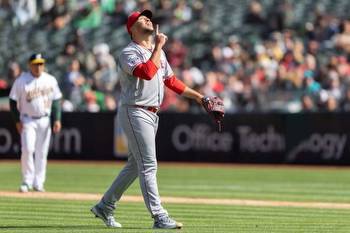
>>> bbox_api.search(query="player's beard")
[142,27,154,35]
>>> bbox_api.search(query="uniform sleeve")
[133,60,158,80]
[51,99,61,122]
[164,75,186,94]
[119,49,143,75]
[9,79,20,101]
[9,99,20,123]
[52,78,62,100]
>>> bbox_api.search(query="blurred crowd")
[0,0,350,113]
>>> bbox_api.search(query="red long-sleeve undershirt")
[133,60,158,80]
[133,61,186,94]
[164,75,186,94]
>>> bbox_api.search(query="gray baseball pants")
[97,105,167,217]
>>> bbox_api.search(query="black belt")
[23,113,49,119]
[133,105,160,113]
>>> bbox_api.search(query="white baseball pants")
[20,116,51,189]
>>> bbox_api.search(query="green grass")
[1,161,350,202]
[0,161,350,232]
[0,197,349,233]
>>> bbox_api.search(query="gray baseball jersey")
[118,41,174,106]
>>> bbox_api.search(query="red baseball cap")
[126,9,153,35]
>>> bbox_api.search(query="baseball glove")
[201,96,225,132]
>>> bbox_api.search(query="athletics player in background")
[9,53,62,193]
[91,10,205,229]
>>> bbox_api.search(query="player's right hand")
[16,122,22,134]
[155,24,167,48]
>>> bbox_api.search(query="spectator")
[56,42,78,71]
[91,43,118,93]
[190,0,204,21]
[104,94,117,111]
[275,65,296,90]
[0,75,10,110]
[202,71,224,96]
[7,61,22,87]
[40,0,71,27]
[109,1,128,26]
[0,0,14,26]
[172,0,192,26]
[100,0,118,14]
[41,0,69,16]
[301,94,317,112]
[165,38,188,69]
[303,71,322,95]
[74,0,102,30]
[324,95,339,112]
[340,88,350,111]
[38,0,55,13]
[309,12,332,42]
[326,70,342,101]
[82,89,100,112]
[267,0,294,32]
[0,61,22,111]
[80,86,108,112]
[224,75,244,112]
[62,58,85,110]
[334,19,350,53]
[336,55,350,82]
[12,0,37,26]
[153,0,173,25]
[244,0,265,26]
[137,0,154,13]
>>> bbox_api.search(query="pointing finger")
[156,24,159,35]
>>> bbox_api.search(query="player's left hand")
[53,121,61,134]
[201,96,225,132]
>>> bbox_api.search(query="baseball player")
[90,9,224,230]
[9,53,62,193]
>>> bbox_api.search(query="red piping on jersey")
[164,75,186,94]
[133,60,158,80]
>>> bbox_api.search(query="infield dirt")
[0,191,350,209]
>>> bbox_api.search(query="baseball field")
[0,161,350,232]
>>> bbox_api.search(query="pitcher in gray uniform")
[91,9,205,229]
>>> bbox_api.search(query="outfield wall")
[1,111,350,165]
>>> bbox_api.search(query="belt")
[132,105,160,113]
[23,113,49,119]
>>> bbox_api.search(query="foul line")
[0,191,350,209]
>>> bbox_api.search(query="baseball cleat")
[19,184,30,193]
[91,205,122,228]
[33,186,45,192]
[153,214,183,229]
